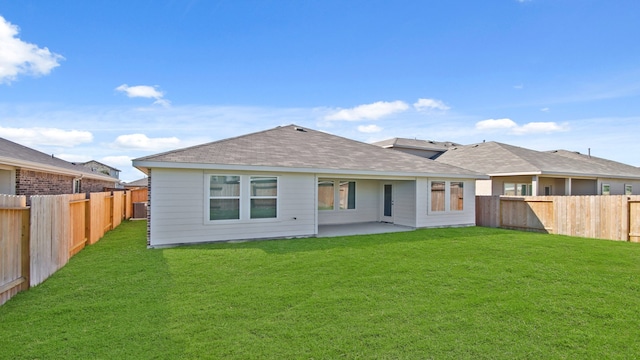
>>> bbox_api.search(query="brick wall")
[15,169,116,197]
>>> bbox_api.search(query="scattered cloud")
[0,126,92,146]
[357,124,382,133]
[325,100,409,121]
[475,119,568,135]
[413,98,450,111]
[113,133,180,151]
[0,16,64,84]
[540,107,550,112]
[101,155,133,169]
[475,118,518,131]
[513,84,524,90]
[115,84,171,107]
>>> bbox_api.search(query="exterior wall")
[597,178,640,195]
[82,160,120,179]
[392,180,417,227]
[318,179,380,225]
[571,179,597,195]
[148,168,316,246]
[0,167,15,195]
[475,179,492,195]
[14,169,116,197]
[416,178,476,228]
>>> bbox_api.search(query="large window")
[209,175,240,220]
[431,181,445,212]
[430,180,465,213]
[250,176,277,219]
[504,183,532,196]
[450,182,464,211]
[318,179,356,210]
[208,175,278,221]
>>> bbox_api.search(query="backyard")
[1,221,639,359]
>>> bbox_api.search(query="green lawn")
[1,221,640,359]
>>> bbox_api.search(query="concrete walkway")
[317,222,415,238]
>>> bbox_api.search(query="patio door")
[382,184,394,223]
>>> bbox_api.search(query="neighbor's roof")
[133,125,486,178]
[435,141,640,179]
[0,137,118,181]
[373,137,461,151]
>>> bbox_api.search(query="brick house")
[0,137,120,197]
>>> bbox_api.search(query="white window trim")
[205,174,280,223]
[428,180,465,215]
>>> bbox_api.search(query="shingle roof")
[435,141,640,179]
[373,137,461,151]
[0,137,117,180]
[133,125,484,178]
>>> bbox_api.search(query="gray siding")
[149,168,316,246]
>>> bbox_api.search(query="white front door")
[381,183,394,223]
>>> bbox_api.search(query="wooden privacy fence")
[0,189,145,306]
[476,195,640,242]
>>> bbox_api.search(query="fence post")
[20,208,30,292]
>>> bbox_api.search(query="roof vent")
[294,127,307,132]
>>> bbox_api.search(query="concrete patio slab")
[317,222,415,238]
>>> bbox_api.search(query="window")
[504,183,532,196]
[209,175,240,220]
[602,183,611,195]
[625,184,633,195]
[339,181,356,210]
[250,176,277,219]
[73,178,82,194]
[450,182,464,211]
[431,181,445,212]
[318,180,334,210]
[318,179,356,210]
[430,180,465,213]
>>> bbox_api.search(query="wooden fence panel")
[89,192,108,244]
[475,196,500,228]
[69,194,89,257]
[0,195,29,306]
[112,191,124,228]
[124,191,132,219]
[30,195,72,287]
[478,195,640,242]
[130,187,148,203]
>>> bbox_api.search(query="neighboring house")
[79,160,121,179]
[132,125,486,247]
[0,137,120,197]
[434,141,640,196]
[123,177,149,189]
[372,138,461,159]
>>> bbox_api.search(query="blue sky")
[1,0,639,182]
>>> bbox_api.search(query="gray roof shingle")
[373,137,461,151]
[134,125,484,177]
[435,141,640,179]
[0,137,117,179]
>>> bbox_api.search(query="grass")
[1,221,640,359]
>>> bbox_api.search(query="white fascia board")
[0,156,117,182]
[132,160,488,180]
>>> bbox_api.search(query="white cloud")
[325,100,409,121]
[0,126,92,146]
[475,119,568,135]
[413,98,450,111]
[357,124,382,133]
[540,107,550,112]
[101,155,133,168]
[113,133,180,151]
[116,84,170,107]
[475,118,518,131]
[512,122,569,134]
[0,16,64,84]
